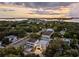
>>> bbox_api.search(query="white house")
[42,28,54,39]
[62,38,71,46]
[60,30,65,35]
[4,35,18,43]
[0,41,4,48]
[24,39,39,53]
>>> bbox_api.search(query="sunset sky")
[0,2,78,18]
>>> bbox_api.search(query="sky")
[0,2,73,8]
[0,2,78,18]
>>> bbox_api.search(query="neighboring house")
[62,38,71,46]
[0,41,4,48]
[60,28,67,36]
[41,28,54,39]
[4,35,18,43]
[24,39,39,53]
[60,30,65,35]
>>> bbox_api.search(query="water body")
[0,18,79,23]
[64,19,79,23]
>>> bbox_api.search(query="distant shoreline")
[0,18,79,23]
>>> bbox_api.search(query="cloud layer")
[0,2,78,18]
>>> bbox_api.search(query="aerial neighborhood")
[0,18,79,57]
[0,2,79,57]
